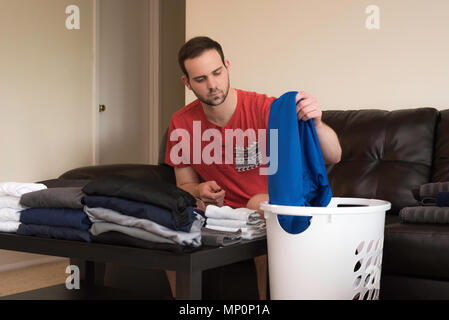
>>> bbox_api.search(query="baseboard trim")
[0,256,68,273]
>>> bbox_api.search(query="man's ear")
[181,75,192,90]
[224,59,230,72]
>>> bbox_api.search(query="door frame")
[92,0,160,165]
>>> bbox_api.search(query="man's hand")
[198,181,225,208]
[295,91,323,126]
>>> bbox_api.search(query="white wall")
[0,0,93,268]
[186,0,449,110]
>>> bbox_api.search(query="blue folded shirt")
[436,192,449,207]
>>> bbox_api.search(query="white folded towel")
[0,182,47,197]
[205,205,261,222]
[0,208,21,222]
[206,217,265,229]
[206,225,266,240]
[0,221,20,233]
[0,195,26,210]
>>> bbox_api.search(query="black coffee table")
[0,232,267,299]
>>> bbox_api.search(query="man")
[165,36,341,300]
[166,36,342,214]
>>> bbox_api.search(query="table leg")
[69,258,104,288]
[176,270,202,300]
[254,254,268,300]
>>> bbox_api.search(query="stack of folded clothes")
[81,174,205,252]
[400,182,449,224]
[204,205,266,240]
[0,182,47,233]
[19,186,92,242]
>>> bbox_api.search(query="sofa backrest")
[432,110,449,182]
[322,108,439,215]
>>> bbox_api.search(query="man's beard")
[193,78,230,107]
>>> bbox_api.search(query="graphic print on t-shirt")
[234,140,263,172]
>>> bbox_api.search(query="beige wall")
[186,0,449,110]
[0,0,92,266]
[0,0,93,183]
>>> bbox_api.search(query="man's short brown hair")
[178,36,225,78]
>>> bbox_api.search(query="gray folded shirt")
[19,187,84,209]
[90,221,176,244]
[419,182,449,199]
[84,206,204,247]
[399,206,449,224]
[201,227,242,247]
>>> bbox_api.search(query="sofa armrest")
[57,163,176,185]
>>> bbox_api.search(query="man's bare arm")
[314,121,342,164]
[174,166,202,198]
[174,166,225,206]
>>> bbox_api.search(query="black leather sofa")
[56,107,449,300]
[322,108,449,299]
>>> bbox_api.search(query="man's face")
[182,49,230,107]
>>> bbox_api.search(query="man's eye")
[213,71,221,76]
[196,78,205,83]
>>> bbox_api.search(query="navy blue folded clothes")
[20,208,91,231]
[436,192,449,207]
[17,224,91,242]
[82,174,196,228]
[82,195,196,232]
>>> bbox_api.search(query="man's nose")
[207,77,218,90]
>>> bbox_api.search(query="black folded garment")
[90,231,198,253]
[419,197,436,206]
[38,179,92,188]
[17,224,91,242]
[82,174,196,228]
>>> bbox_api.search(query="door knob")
[99,104,106,112]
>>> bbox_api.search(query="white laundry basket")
[260,197,391,300]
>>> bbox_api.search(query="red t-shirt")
[165,89,276,208]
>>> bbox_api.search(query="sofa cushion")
[432,110,449,182]
[383,223,449,280]
[322,108,439,215]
